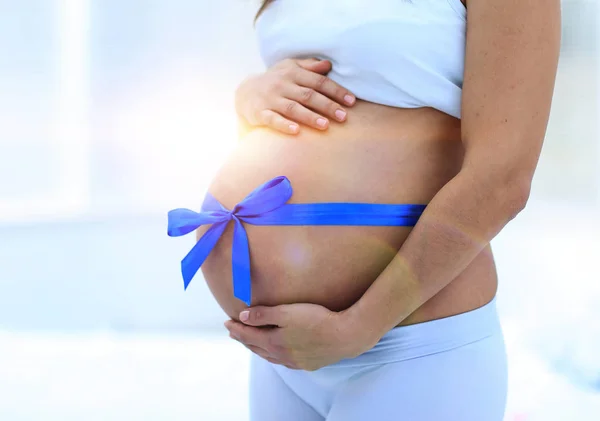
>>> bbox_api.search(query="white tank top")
[255,0,467,119]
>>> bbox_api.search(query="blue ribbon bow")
[168,176,425,306]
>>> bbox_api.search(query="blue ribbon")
[168,176,425,305]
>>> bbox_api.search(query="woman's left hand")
[224,303,377,371]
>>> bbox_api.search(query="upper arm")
[460,0,561,183]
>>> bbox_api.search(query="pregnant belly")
[199,104,464,321]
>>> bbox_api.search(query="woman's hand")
[224,303,378,371]
[235,58,356,135]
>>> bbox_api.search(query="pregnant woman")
[168,1,560,420]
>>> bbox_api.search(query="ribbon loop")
[167,177,294,305]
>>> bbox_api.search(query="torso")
[200,102,497,325]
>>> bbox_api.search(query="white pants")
[250,297,507,421]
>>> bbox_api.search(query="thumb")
[239,305,290,327]
[296,58,332,75]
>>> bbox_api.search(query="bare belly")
[200,102,498,324]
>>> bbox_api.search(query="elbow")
[465,164,533,222]
[500,174,532,221]
[462,137,539,221]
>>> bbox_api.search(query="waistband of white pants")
[328,296,502,368]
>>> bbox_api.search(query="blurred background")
[0,0,598,420]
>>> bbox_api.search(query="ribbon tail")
[231,217,252,306]
[181,221,229,289]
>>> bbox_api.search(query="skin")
[235,58,356,136]
[225,0,561,371]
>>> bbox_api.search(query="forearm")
[349,165,529,339]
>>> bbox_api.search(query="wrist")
[338,303,386,357]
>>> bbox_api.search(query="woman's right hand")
[235,58,356,135]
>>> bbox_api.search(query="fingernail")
[335,109,346,121]
[344,94,356,105]
[240,311,250,322]
[289,124,299,133]
[316,118,328,128]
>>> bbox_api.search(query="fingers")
[276,98,331,131]
[225,321,272,348]
[239,306,290,328]
[274,68,355,130]
[256,109,300,134]
[258,100,330,132]
[293,69,356,108]
[282,86,347,127]
[225,319,299,370]
[296,58,332,75]
[238,58,356,135]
